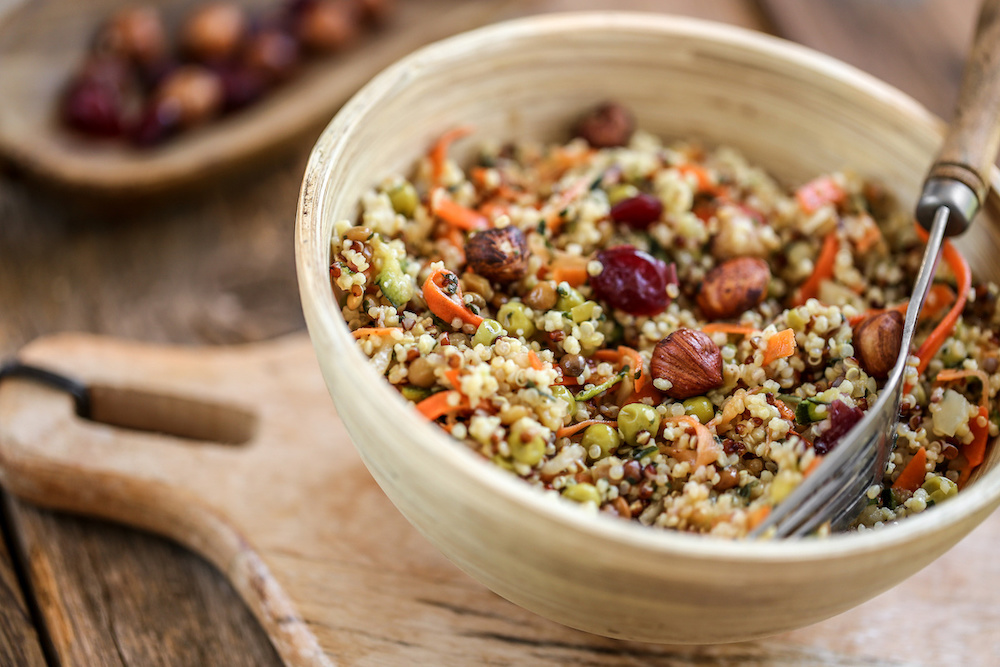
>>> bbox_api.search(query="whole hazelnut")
[356,0,395,25]
[650,328,723,400]
[95,6,168,66]
[297,0,360,53]
[854,310,903,379]
[697,257,770,320]
[181,2,249,63]
[465,227,530,283]
[574,101,634,148]
[244,29,301,83]
[155,66,224,126]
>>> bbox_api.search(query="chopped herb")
[575,369,627,401]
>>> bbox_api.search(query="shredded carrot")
[913,228,971,375]
[619,346,646,394]
[774,398,796,422]
[676,164,716,193]
[624,381,661,405]
[892,446,928,492]
[762,328,796,366]
[556,419,617,440]
[847,284,955,327]
[544,177,591,234]
[552,264,589,287]
[527,350,544,371]
[701,323,761,336]
[432,191,489,231]
[663,416,718,468]
[429,126,473,187]
[935,368,991,411]
[747,505,772,530]
[792,232,839,306]
[854,223,883,253]
[795,175,846,214]
[415,390,468,421]
[959,406,990,486]
[351,327,402,339]
[803,455,824,478]
[422,268,484,329]
[444,367,462,390]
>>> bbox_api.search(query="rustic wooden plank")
[5,496,283,667]
[758,0,980,119]
[0,504,47,667]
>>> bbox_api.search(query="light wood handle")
[927,0,1000,203]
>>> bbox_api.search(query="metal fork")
[752,0,1000,538]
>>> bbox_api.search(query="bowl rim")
[296,10,1000,563]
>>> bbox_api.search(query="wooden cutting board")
[0,333,997,666]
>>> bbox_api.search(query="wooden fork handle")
[926,0,1000,205]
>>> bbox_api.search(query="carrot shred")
[803,455,824,478]
[913,228,971,375]
[432,191,489,231]
[422,268,484,329]
[663,416,718,468]
[847,284,955,327]
[351,327,402,339]
[746,505,772,530]
[556,419,617,440]
[444,367,462,390]
[429,126,473,187]
[795,175,846,214]
[774,398,796,422]
[624,381,661,405]
[935,368,991,411]
[701,323,761,336]
[959,406,990,486]
[527,350,544,371]
[762,328,796,366]
[619,346,646,394]
[892,446,928,492]
[552,264,589,287]
[792,232,839,306]
[854,222,883,253]
[415,390,468,421]
[675,164,716,193]
[544,178,590,234]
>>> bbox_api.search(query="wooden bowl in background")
[296,13,1000,643]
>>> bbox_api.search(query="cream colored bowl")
[295,13,1000,643]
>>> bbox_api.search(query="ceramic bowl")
[295,12,1000,643]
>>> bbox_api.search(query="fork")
[752,0,1000,538]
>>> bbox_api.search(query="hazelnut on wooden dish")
[574,101,634,148]
[181,2,249,63]
[650,328,723,399]
[465,226,530,283]
[95,6,168,66]
[697,257,771,320]
[155,66,224,126]
[297,0,360,53]
[854,310,903,379]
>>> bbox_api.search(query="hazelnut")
[181,2,249,63]
[244,29,301,83]
[95,6,168,66]
[155,66,224,126]
[465,227,530,283]
[854,310,903,379]
[297,0,360,53]
[574,101,634,148]
[650,328,723,399]
[356,0,395,25]
[697,257,770,320]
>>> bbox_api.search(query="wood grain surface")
[0,0,988,665]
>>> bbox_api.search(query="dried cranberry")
[130,99,182,146]
[814,400,864,455]
[61,80,124,137]
[590,245,676,316]
[217,63,269,110]
[610,193,662,229]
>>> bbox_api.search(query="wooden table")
[0,0,988,664]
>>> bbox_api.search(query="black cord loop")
[0,360,91,418]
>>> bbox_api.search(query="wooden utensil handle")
[927,0,1000,203]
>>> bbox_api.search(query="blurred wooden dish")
[0,0,518,196]
[296,11,1000,644]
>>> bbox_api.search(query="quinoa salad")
[330,102,1000,538]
